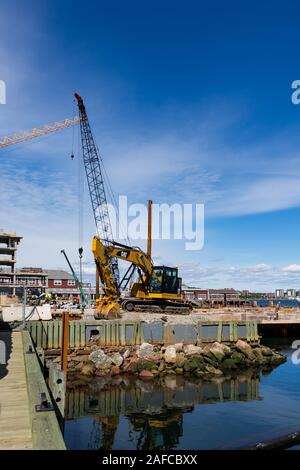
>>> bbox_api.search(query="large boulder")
[123,349,131,359]
[202,346,216,360]
[270,353,286,366]
[252,347,265,363]
[212,342,231,354]
[260,345,274,357]
[175,352,186,368]
[96,356,113,370]
[235,340,255,361]
[89,349,113,369]
[203,355,218,367]
[209,342,231,362]
[137,342,154,357]
[183,356,204,371]
[173,343,184,352]
[137,343,160,362]
[110,352,124,367]
[184,344,203,357]
[89,348,105,363]
[164,345,177,363]
[231,352,245,364]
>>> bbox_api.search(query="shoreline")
[59,339,286,382]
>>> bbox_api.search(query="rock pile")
[75,340,286,379]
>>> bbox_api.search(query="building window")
[53,280,62,286]
[67,280,76,286]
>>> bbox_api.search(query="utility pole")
[22,287,27,330]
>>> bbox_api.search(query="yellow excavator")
[92,233,192,318]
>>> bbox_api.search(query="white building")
[286,289,296,298]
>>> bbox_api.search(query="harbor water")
[64,342,300,450]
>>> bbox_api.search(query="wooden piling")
[61,312,69,373]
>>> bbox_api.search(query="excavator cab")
[149,266,181,295]
[122,263,188,313]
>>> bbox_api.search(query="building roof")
[46,269,73,280]
[0,230,22,241]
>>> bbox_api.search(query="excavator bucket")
[94,299,121,319]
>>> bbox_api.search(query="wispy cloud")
[178,262,300,291]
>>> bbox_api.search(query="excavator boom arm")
[92,236,153,300]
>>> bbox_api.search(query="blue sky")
[1,0,300,290]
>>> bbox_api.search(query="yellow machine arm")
[92,236,153,318]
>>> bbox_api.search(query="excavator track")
[121,298,193,315]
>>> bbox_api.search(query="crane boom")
[74,92,120,286]
[0,117,80,148]
[61,249,88,307]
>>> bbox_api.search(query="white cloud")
[282,264,300,273]
[245,264,272,273]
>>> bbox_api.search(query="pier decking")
[0,331,65,450]
[0,332,32,449]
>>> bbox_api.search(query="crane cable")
[74,97,84,264]
[96,142,130,245]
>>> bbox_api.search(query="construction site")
[0,93,255,322]
[0,92,299,452]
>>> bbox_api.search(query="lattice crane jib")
[74,93,119,286]
[0,117,80,148]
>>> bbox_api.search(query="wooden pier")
[259,319,300,337]
[0,330,65,450]
[0,332,32,449]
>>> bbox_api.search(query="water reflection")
[65,370,264,450]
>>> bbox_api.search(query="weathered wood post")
[61,312,69,373]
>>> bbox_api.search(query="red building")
[182,286,209,301]
[182,286,241,303]
[47,269,95,301]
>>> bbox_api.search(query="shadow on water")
[0,322,12,380]
[64,369,265,450]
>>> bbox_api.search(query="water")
[64,345,300,450]
[258,299,299,308]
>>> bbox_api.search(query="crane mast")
[74,93,120,286]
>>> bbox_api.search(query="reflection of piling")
[64,375,261,420]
